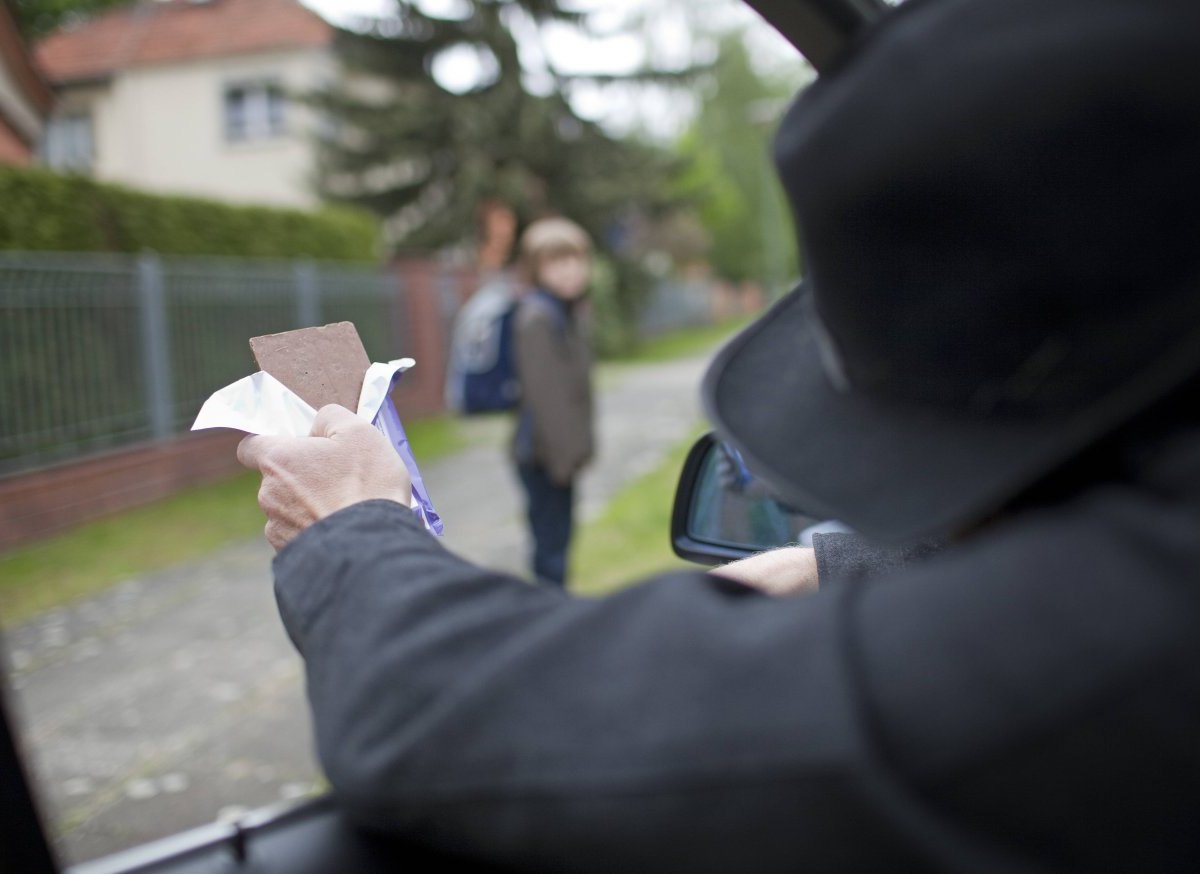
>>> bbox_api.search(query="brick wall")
[0,430,244,551]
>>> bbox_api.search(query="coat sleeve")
[273,499,1199,873]
[514,308,591,484]
[811,532,944,586]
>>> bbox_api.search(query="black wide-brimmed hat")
[704,0,1200,544]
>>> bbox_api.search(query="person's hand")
[710,547,819,597]
[237,404,412,551]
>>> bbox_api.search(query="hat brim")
[702,284,1175,545]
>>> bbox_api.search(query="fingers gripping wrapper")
[192,322,443,535]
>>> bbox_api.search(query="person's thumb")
[310,404,362,439]
[237,433,287,471]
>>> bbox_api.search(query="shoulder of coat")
[516,295,559,329]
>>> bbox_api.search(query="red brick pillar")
[391,260,447,418]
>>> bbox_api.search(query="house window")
[223,81,287,142]
[42,113,94,172]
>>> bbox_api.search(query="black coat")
[511,292,593,486]
[272,425,1200,872]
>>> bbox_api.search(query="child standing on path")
[512,218,595,587]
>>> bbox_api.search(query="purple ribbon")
[371,373,443,536]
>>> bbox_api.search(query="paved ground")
[4,353,712,866]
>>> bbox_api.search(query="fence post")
[137,253,174,441]
[294,260,321,327]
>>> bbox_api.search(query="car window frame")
[4,1,895,870]
[742,0,891,70]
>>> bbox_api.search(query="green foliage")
[9,0,131,40]
[587,255,639,358]
[613,317,751,365]
[590,252,684,360]
[571,429,698,596]
[0,165,379,260]
[672,33,805,287]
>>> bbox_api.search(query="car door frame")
[2,1,894,871]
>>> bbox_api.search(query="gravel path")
[4,353,713,865]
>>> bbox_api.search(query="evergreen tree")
[10,0,131,40]
[672,31,805,293]
[311,1,687,257]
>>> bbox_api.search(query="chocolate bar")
[249,321,370,412]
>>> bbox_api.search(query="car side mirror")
[671,432,844,565]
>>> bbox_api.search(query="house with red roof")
[0,0,53,165]
[36,0,334,206]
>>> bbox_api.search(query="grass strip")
[570,430,704,598]
[0,415,467,627]
[612,318,751,365]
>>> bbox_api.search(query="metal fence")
[0,253,408,477]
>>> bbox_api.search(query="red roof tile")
[36,0,332,85]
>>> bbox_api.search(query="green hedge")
[0,165,379,261]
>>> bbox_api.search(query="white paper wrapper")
[192,358,415,436]
[191,358,443,535]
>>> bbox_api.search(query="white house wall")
[83,47,333,208]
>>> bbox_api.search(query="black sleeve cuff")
[813,533,943,587]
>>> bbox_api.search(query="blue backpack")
[445,276,521,414]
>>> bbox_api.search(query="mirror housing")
[672,432,845,565]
